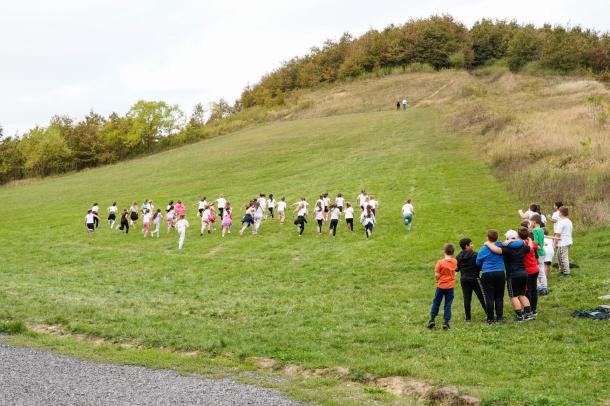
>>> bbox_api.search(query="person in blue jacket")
[476,229,506,323]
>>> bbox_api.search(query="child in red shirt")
[428,244,457,330]
[520,227,541,316]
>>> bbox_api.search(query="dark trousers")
[346,218,353,231]
[93,212,99,228]
[268,208,274,218]
[329,219,338,236]
[218,207,224,219]
[481,271,505,321]
[460,278,486,320]
[119,219,129,234]
[294,216,306,235]
[526,272,539,313]
[430,288,454,322]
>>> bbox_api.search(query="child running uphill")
[428,243,457,330]
[329,204,340,237]
[277,197,287,223]
[175,214,189,250]
[152,209,162,238]
[456,238,486,322]
[401,198,414,231]
[360,205,376,239]
[84,209,98,236]
[344,202,354,231]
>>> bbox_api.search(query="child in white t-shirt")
[554,206,573,276]
[176,215,189,249]
[344,202,354,231]
[142,209,152,238]
[401,198,414,231]
[267,194,276,219]
[152,209,162,238]
[335,193,344,212]
[277,197,287,223]
[329,204,340,237]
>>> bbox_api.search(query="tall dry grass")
[265,70,609,226]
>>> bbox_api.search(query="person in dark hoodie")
[456,238,486,322]
[484,229,534,322]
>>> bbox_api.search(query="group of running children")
[83,191,417,249]
[428,201,574,329]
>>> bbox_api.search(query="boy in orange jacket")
[428,243,457,330]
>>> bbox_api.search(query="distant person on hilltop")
[402,97,408,111]
[396,100,401,111]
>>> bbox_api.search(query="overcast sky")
[1,0,608,136]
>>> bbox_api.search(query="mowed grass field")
[1,109,609,405]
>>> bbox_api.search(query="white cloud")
[1,0,608,136]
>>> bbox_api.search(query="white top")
[543,236,554,252]
[336,197,344,207]
[402,203,414,216]
[254,206,264,220]
[176,219,189,232]
[268,198,275,208]
[108,206,118,214]
[322,197,330,208]
[142,203,150,211]
[277,201,286,212]
[555,217,573,247]
[143,212,152,224]
[85,213,95,223]
[402,98,407,105]
[330,207,340,220]
[216,198,226,208]
[345,207,354,219]
[551,210,561,233]
[198,200,207,210]
[201,208,211,221]
[316,199,324,208]
[166,209,175,218]
[297,206,307,216]
[258,197,267,209]
[91,205,99,213]
[360,211,376,225]
[357,194,367,206]
[153,213,162,224]
[540,214,547,225]
[368,199,378,209]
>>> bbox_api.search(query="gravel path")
[0,341,305,406]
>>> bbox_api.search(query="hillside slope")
[1,108,609,405]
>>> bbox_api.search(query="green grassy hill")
[1,106,609,404]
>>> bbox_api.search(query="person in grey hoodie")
[456,238,486,322]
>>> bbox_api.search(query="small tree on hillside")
[507,25,543,71]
